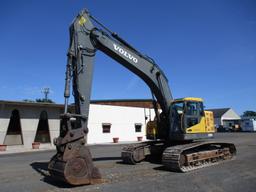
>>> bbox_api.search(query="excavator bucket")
[48,139,103,185]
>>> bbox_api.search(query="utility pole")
[42,87,50,100]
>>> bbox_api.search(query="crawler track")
[162,142,236,172]
[121,143,150,164]
[121,141,236,172]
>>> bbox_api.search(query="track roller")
[162,142,236,172]
[121,143,149,164]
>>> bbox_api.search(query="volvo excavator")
[48,9,236,185]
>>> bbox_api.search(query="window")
[102,123,111,133]
[34,111,51,143]
[172,102,184,115]
[187,118,199,127]
[198,102,204,116]
[135,123,142,132]
[4,109,23,145]
[6,109,22,135]
[186,102,198,116]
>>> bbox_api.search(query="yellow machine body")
[146,97,215,140]
[185,110,215,134]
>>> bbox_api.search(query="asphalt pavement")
[0,132,255,192]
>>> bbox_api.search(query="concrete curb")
[0,141,142,156]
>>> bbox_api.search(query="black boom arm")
[63,10,173,139]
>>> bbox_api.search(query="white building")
[87,104,153,143]
[0,100,155,149]
[206,108,241,131]
[241,117,256,132]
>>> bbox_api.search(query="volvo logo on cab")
[113,43,138,63]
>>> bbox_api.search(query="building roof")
[0,100,64,108]
[90,99,155,108]
[0,99,156,109]
[206,108,230,118]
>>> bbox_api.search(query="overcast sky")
[0,0,255,114]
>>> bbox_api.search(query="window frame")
[102,123,112,133]
[135,123,142,133]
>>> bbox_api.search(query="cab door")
[184,101,206,133]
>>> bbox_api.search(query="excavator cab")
[172,98,205,132]
[147,97,215,141]
[169,97,215,140]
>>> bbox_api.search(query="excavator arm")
[67,9,173,129]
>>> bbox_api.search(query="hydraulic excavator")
[48,9,236,185]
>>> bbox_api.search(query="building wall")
[0,103,61,147]
[0,102,155,147]
[212,109,241,130]
[0,118,9,144]
[220,109,241,129]
[87,104,154,144]
[214,118,222,127]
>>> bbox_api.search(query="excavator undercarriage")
[162,142,236,172]
[122,141,236,172]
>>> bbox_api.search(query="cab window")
[172,102,184,114]
[199,102,204,116]
[186,102,198,116]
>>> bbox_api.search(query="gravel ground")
[0,132,255,192]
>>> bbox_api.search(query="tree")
[242,111,256,117]
[23,99,35,103]
[36,87,55,103]
[35,98,55,103]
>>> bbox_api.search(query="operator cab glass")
[171,102,184,132]
[184,101,204,128]
[171,100,204,133]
